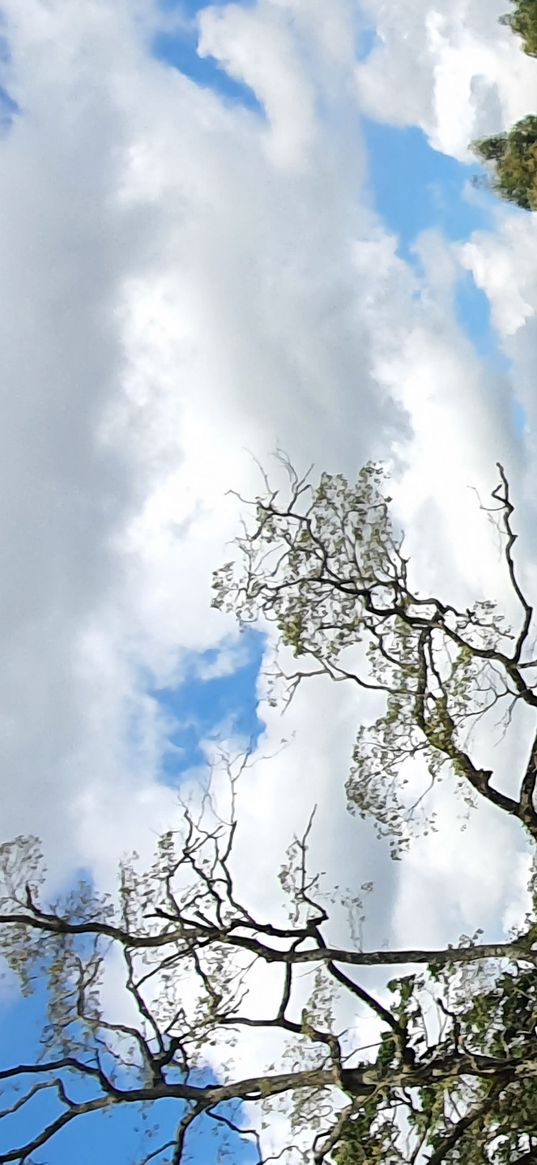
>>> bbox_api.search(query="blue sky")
[0,978,257,1164]
[0,0,534,1161]
[153,22,262,111]
[154,630,265,781]
[364,119,512,368]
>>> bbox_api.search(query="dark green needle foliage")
[500,0,537,57]
[471,2,537,209]
[473,116,537,211]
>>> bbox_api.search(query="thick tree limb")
[0,907,530,969]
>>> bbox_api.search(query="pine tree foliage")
[471,1,537,209]
[500,0,537,57]
[473,116,537,211]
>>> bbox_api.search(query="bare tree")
[0,764,537,1165]
[213,460,537,853]
[2,464,537,1162]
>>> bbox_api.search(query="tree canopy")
[1,464,537,1163]
[473,116,537,212]
[1,784,537,1165]
[214,460,537,853]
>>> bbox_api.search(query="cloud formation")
[0,0,533,1014]
[356,0,537,155]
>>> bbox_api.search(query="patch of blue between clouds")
[153,0,262,113]
[363,120,492,255]
[0,84,17,126]
[358,27,379,60]
[454,271,509,369]
[364,119,517,397]
[0,32,19,131]
[154,629,266,784]
[160,0,254,14]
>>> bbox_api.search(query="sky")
[1,0,537,1160]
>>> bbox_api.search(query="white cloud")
[356,0,537,157]
[458,216,537,338]
[0,0,407,870]
[198,2,318,169]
